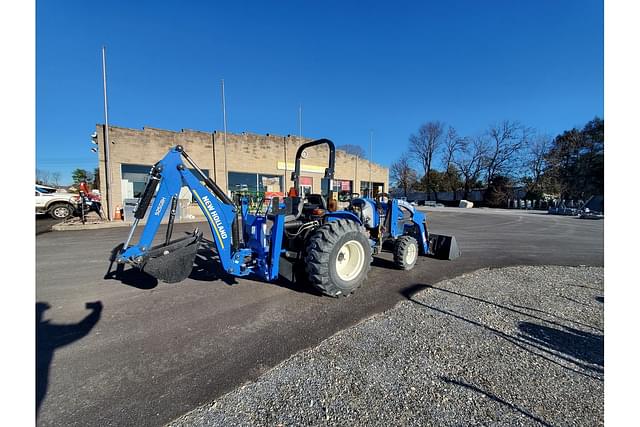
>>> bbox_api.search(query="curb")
[51,217,207,231]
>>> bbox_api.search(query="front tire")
[305,219,372,297]
[393,236,419,270]
[49,203,73,220]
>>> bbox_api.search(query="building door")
[373,182,385,197]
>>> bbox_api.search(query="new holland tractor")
[115,139,460,297]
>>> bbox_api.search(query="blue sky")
[37,0,603,184]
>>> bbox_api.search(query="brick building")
[95,125,388,219]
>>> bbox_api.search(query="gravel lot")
[170,265,604,426]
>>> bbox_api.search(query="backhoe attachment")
[115,145,248,283]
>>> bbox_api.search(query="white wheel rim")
[335,240,365,281]
[54,207,68,217]
[406,243,417,265]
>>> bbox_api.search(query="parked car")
[35,184,81,219]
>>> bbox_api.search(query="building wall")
[96,125,388,217]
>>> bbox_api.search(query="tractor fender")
[396,199,416,213]
[324,210,363,225]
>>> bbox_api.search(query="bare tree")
[483,120,532,184]
[36,169,50,185]
[51,172,62,187]
[409,121,444,199]
[390,154,418,197]
[337,144,366,159]
[442,126,467,192]
[454,137,488,200]
[527,135,551,192]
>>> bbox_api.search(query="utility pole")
[221,79,228,194]
[298,104,303,138]
[369,130,373,197]
[101,46,113,221]
[354,154,358,195]
[284,135,288,190]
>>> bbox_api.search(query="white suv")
[35,185,80,219]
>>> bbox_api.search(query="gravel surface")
[169,266,604,427]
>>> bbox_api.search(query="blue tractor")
[115,139,459,297]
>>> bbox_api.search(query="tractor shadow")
[104,239,323,296]
[271,272,325,297]
[103,243,158,289]
[401,284,604,378]
[188,245,239,286]
[518,321,603,367]
[194,239,323,295]
[440,376,554,426]
[104,240,237,288]
[371,255,396,269]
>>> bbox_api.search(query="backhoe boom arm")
[117,146,251,276]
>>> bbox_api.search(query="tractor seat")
[285,197,304,222]
[304,194,327,211]
[268,196,304,223]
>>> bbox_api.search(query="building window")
[228,172,283,195]
[259,174,283,193]
[121,164,153,199]
[333,179,353,201]
[299,176,313,196]
[121,164,208,199]
[228,172,256,194]
[360,181,385,198]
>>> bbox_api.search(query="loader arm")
[117,146,252,276]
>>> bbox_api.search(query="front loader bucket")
[141,231,203,283]
[427,234,461,260]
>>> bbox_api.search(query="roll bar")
[290,138,336,190]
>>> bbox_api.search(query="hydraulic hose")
[135,168,161,219]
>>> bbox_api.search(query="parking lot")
[35,216,64,235]
[36,208,603,426]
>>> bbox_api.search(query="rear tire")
[48,203,73,220]
[305,219,372,297]
[393,236,419,270]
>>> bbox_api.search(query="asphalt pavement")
[35,216,63,235]
[35,208,603,426]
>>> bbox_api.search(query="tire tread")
[305,219,372,297]
[393,235,419,270]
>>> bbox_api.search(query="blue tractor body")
[114,139,459,297]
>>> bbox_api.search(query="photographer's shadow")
[36,301,103,416]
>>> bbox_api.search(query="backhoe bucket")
[141,231,203,283]
[427,234,461,260]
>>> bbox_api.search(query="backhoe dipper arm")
[118,146,249,275]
